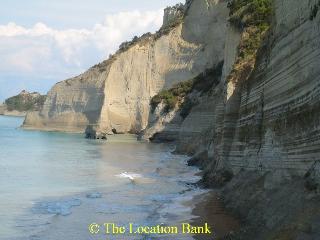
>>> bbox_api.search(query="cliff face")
[140,1,320,237]
[142,0,320,187]
[208,0,320,184]
[23,0,229,135]
[219,0,320,181]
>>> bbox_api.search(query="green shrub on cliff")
[227,0,272,83]
[150,80,193,113]
[229,0,272,26]
[150,61,224,115]
[5,92,46,112]
[229,0,272,57]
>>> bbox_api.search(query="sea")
[0,115,208,240]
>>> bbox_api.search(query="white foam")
[115,172,142,181]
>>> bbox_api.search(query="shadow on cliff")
[142,61,224,145]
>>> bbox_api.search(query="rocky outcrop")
[23,0,229,136]
[85,124,107,140]
[0,90,46,117]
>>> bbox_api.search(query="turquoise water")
[0,116,204,240]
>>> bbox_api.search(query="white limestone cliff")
[142,0,320,187]
[23,0,229,137]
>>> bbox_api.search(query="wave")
[115,172,143,181]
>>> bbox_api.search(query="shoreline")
[191,191,240,240]
[6,148,208,240]
[0,112,26,117]
[200,170,320,240]
[21,125,85,134]
[185,152,320,239]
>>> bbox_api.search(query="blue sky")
[0,0,182,101]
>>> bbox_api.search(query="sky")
[0,0,182,102]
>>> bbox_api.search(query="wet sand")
[191,191,240,239]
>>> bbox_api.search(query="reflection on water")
[0,116,207,240]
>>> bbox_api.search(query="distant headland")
[0,90,46,117]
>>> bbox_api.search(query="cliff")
[141,0,320,238]
[142,0,320,187]
[0,90,46,117]
[20,0,320,238]
[23,0,229,136]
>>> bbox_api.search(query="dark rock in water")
[85,125,107,140]
[86,192,102,199]
[149,132,177,143]
[97,134,107,140]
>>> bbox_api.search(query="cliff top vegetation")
[4,91,46,112]
[227,0,272,84]
[150,61,224,116]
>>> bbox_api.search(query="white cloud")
[0,9,163,76]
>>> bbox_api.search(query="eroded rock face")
[169,0,320,184]
[23,0,229,135]
[221,0,320,179]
